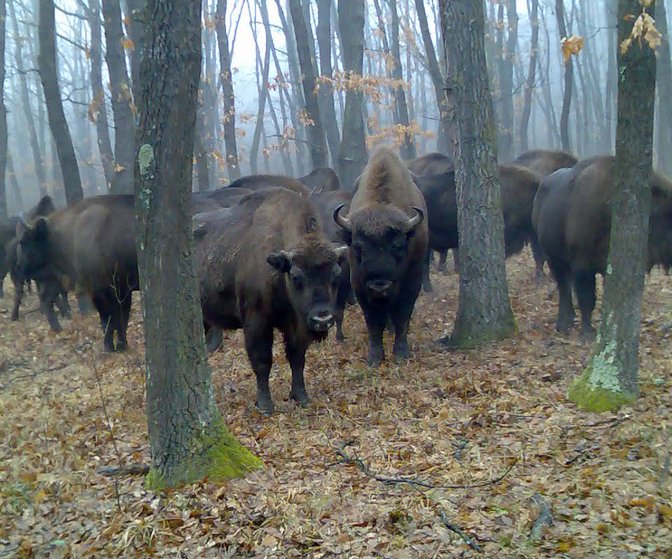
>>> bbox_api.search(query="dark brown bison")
[16,195,138,351]
[299,167,341,193]
[512,149,578,178]
[513,149,579,278]
[414,164,542,288]
[227,174,309,196]
[0,196,57,298]
[194,188,346,415]
[309,188,354,341]
[533,156,672,338]
[334,147,428,367]
[191,187,252,212]
[407,152,454,176]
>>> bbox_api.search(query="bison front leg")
[93,290,116,352]
[421,250,433,293]
[549,262,575,333]
[10,272,24,321]
[360,303,387,367]
[390,277,422,363]
[115,292,132,351]
[284,338,310,407]
[437,250,448,273]
[244,322,275,415]
[39,280,63,332]
[55,288,71,319]
[573,270,597,340]
[205,325,224,353]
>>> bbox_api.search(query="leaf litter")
[0,251,671,558]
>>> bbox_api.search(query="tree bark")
[497,0,518,161]
[316,0,341,165]
[288,0,328,168]
[38,0,83,204]
[414,0,453,155]
[568,0,656,412]
[135,0,261,489]
[439,0,516,348]
[388,0,416,159]
[87,0,115,189]
[101,0,135,194]
[10,0,47,197]
[124,0,146,105]
[337,0,366,190]
[216,0,241,180]
[556,0,573,152]
[519,0,539,152]
[0,0,7,219]
[605,1,617,149]
[655,0,672,175]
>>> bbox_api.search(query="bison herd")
[2,147,670,414]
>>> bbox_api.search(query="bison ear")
[267,250,292,273]
[34,217,49,240]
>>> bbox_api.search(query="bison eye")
[292,275,305,291]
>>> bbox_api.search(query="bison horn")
[407,206,425,231]
[333,245,348,259]
[18,211,30,228]
[333,203,351,232]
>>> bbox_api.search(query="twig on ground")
[97,463,150,477]
[335,440,516,490]
[439,510,482,552]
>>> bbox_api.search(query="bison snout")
[309,308,335,332]
[366,278,393,299]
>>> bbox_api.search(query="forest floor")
[0,252,671,558]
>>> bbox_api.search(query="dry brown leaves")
[1,252,671,558]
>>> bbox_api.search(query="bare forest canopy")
[3,0,670,213]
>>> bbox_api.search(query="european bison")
[191,187,252,212]
[334,147,428,367]
[533,156,672,338]
[16,195,138,351]
[227,174,309,196]
[513,149,579,278]
[407,152,454,176]
[194,188,346,415]
[309,188,354,341]
[414,164,542,288]
[512,149,578,179]
[299,167,341,193]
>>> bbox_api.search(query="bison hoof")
[335,330,345,343]
[256,392,275,416]
[580,327,596,342]
[11,313,18,322]
[367,352,384,368]
[115,341,128,352]
[422,282,433,294]
[393,344,410,362]
[290,390,310,407]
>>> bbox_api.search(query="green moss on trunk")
[146,418,263,491]
[441,319,517,350]
[567,371,637,412]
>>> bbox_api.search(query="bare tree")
[135,0,261,489]
[496,0,517,160]
[337,0,366,189]
[317,0,341,164]
[439,0,516,348]
[0,0,7,219]
[288,0,328,168]
[519,0,539,152]
[655,0,672,175]
[556,0,573,151]
[568,0,656,411]
[38,0,83,204]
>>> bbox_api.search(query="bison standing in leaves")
[299,167,342,192]
[194,188,346,415]
[334,147,428,367]
[226,174,309,196]
[407,152,454,176]
[16,195,138,351]
[533,156,672,338]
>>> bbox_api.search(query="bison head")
[16,217,51,277]
[267,240,347,335]
[334,204,424,302]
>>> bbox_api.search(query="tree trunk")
[288,0,328,168]
[316,0,341,165]
[10,1,47,197]
[568,0,656,412]
[556,0,573,151]
[388,0,416,159]
[194,100,210,191]
[336,0,366,190]
[655,0,672,175]
[38,0,83,204]
[496,0,517,160]
[7,152,23,211]
[87,0,115,189]
[249,0,272,174]
[605,1,617,149]
[0,0,7,219]
[519,0,539,152]
[414,0,453,154]
[135,0,261,489]
[102,0,135,194]
[216,0,241,181]
[125,0,146,105]
[439,0,516,348]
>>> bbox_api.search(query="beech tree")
[556,0,573,151]
[568,0,658,411]
[439,0,516,348]
[38,0,83,204]
[0,0,7,219]
[135,0,261,488]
